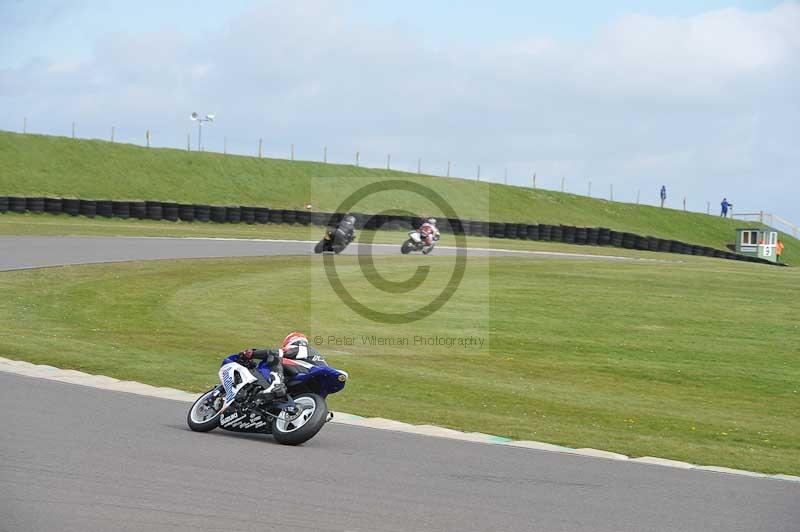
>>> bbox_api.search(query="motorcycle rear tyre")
[401,240,415,254]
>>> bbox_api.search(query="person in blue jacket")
[720,198,732,218]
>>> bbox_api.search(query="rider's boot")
[256,367,286,402]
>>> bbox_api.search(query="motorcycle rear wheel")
[401,240,415,254]
[314,240,325,254]
[271,393,328,445]
[187,388,224,432]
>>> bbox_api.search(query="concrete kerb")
[1,356,796,483]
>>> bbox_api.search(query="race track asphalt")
[0,235,645,271]
[1,373,797,532]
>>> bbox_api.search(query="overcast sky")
[1,0,798,222]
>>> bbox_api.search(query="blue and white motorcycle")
[187,354,348,445]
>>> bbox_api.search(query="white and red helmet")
[282,332,309,350]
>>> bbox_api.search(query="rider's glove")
[239,348,254,360]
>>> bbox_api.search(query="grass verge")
[1,254,797,474]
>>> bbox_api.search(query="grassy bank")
[2,131,796,261]
[1,254,797,474]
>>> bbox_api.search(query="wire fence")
[12,116,797,232]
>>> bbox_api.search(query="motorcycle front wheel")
[271,393,328,445]
[187,387,224,432]
[401,240,415,254]
[314,240,325,254]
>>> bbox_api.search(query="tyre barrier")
[539,224,553,241]
[96,200,113,218]
[130,201,146,219]
[225,206,241,224]
[146,201,162,221]
[27,197,45,214]
[240,206,255,225]
[254,207,270,224]
[587,228,600,245]
[178,204,195,222]
[45,198,63,215]
[210,206,227,223]
[63,198,80,216]
[112,201,130,219]
[79,199,97,218]
[195,204,211,223]
[1,195,779,265]
[561,225,578,244]
[575,227,588,245]
[162,202,179,222]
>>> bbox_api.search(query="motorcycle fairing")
[218,362,258,410]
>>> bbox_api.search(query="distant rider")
[334,214,357,246]
[418,217,440,254]
[229,332,323,401]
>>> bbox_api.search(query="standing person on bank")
[660,186,667,208]
[720,198,732,218]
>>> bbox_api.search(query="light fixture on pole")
[190,112,215,151]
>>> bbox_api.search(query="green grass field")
[1,254,797,474]
[2,131,796,261]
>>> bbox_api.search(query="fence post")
[72,122,75,139]
[610,184,613,201]
[187,133,191,151]
[356,151,360,167]
[683,197,686,211]
[707,201,710,215]
[504,168,508,185]
[223,137,227,155]
[259,138,263,158]
[477,165,481,181]
[323,146,327,163]
[291,144,295,161]
[636,189,640,204]
[111,126,115,143]
[588,180,592,197]
[532,173,536,189]
[759,210,763,223]
[447,161,451,178]
[146,130,150,148]
[23,117,27,134]
[386,154,391,170]
[561,177,565,193]
[418,158,421,174]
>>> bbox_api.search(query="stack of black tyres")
[515,223,528,240]
[63,198,80,216]
[490,222,505,238]
[95,200,112,218]
[130,201,146,219]
[10,197,26,213]
[178,204,195,222]
[78,200,96,218]
[504,223,518,239]
[45,198,62,214]
[587,228,600,245]
[539,224,553,241]
[194,204,211,223]
[598,228,611,246]
[162,202,179,222]
[210,206,226,223]
[0,196,8,213]
[621,232,636,249]
[112,201,130,219]
[240,207,255,224]
[658,239,671,253]
[254,207,270,224]
[634,236,649,251]
[647,237,660,252]
[296,210,311,226]
[526,224,540,241]
[267,209,283,224]
[561,225,576,244]
[469,221,483,237]
[282,210,296,224]
[551,225,563,242]
[226,206,241,224]
[575,227,588,245]
[609,231,623,247]
[146,201,162,221]
[27,197,45,214]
